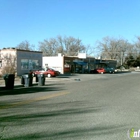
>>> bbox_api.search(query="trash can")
[21,75,25,84]
[35,74,38,82]
[37,74,45,86]
[22,73,33,87]
[3,74,15,89]
[28,73,33,86]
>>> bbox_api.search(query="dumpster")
[22,73,33,87]
[3,74,15,89]
[37,74,45,86]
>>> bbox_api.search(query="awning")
[73,62,87,66]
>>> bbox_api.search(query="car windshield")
[38,68,45,71]
[48,68,55,71]
[38,68,55,71]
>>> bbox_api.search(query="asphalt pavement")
[0,72,140,140]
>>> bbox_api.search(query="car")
[90,68,105,74]
[90,67,115,74]
[104,67,115,74]
[49,68,60,76]
[33,68,60,78]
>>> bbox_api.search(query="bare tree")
[38,38,58,56]
[1,53,17,75]
[38,36,86,56]
[98,37,119,59]
[133,36,140,56]
[62,36,85,56]
[16,40,35,51]
[97,36,131,65]
[85,44,96,57]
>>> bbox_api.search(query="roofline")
[64,56,95,59]
[0,48,42,53]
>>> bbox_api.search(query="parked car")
[90,68,105,74]
[33,68,60,77]
[90,67,115,74]
[104,67,115,74]
[49,68,60,76]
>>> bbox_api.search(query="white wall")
[43,55,64,74]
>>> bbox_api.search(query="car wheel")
[47,74,51,78]
[101,72,104,74]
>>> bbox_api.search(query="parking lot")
[0,71,140,140]
[0,71,134,88]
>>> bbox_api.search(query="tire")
[47,74,51,78]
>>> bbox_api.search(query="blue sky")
[0,0,140,50]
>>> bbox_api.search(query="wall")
[17,50,42,75]
[43,55,64,74]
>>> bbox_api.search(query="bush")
[129,67,136,71]
[116,65,126,69]
[1,66,16,75]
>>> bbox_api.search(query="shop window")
[21,59,39,70]
[21,59,29,70]
[31,60,39,69]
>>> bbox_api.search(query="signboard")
[78,53,86,59]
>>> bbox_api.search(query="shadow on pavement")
[0,84,65,96]
[57,73,86,78]
[0,101,127,140]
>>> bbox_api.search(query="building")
[0,48,42,76]
[42,53,117,74]
[0,49,116,76]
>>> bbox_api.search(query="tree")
[97,36,132,66]
[124,54,140,68]
[125,55,134,67]
[135,55,140,66]
[98,37,117,59]
[85,44,96,57]
[133,36,140,56]
[1,53,17,74]
[38,38,59,56]
[38,36,86,56]
[16,40,35,51]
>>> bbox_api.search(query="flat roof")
[64,56,95,58]
[0,48,42,53]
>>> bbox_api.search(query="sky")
[0,0,140,50]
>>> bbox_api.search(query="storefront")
[42,54,117,74]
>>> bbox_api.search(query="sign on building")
[78,53,86,59]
